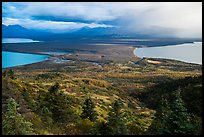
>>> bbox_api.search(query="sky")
[2,2,202,38]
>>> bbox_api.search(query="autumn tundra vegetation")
[2,57,202,135]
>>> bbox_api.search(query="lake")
[134,42,202,64]
[2,51,49,69]
[2,38,48,68]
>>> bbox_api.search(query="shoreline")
[132,42,202,65]
[2,40,202,69]
[2,50,50,56]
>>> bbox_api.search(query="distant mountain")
[2,24,122,41]
[4,24,199,42]
[2,24,31,38]
[71,27,117,36]
[2,24,52,40]
[70,27,151,38]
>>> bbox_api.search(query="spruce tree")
[158,89,196,135]
[2,98,34,135]
[106,99,128,135]
[42,83,75,123]
[149,97,171,134]
[81,97,97,122]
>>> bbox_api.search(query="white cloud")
[2,2,202,38]
[2,17,114,32]
[130,2,202,38]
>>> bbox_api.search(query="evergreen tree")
[158,89,196,135]
[2,98,34,135]
[106,99,128,135]
[81,97,97,122]
[149,97,171,134]
[41,83,75,123]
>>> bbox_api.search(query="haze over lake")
[134,42,202,65]
[2,38,40,43]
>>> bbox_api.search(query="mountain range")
[2,24,154,41]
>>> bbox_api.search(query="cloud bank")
[2,2,202,38]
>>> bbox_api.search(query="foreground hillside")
[2,58,202,135]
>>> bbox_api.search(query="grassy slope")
[2,58,202,135]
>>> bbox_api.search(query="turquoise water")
[2,38,48,68]
[2,51,48,68]
[2,38,40,43]
[134,42,202,64]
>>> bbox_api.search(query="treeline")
[135,76,202,134]
[137,75,202,116]
[148,89,202,135]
